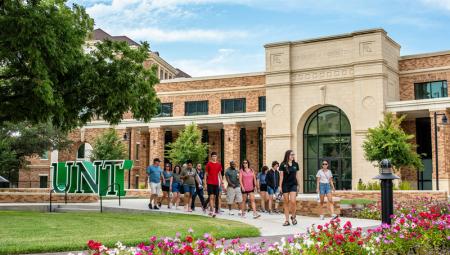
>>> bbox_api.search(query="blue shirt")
[258,172,267,185]
[147,165,162,183]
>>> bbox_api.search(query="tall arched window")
[303,106,352,193]
[76,143,93,161]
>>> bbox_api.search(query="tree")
[0,121,71,183]
[0,0,159,131]
[362,112,423,171]
[90,129,127,161]
[167,123,208,166]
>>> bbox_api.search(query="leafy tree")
[362,113,423,172]
[167,123,208,166]
[0,0,159,131]
[90,129,127,161]
[0,121,71,183]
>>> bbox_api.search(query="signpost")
[51,160,133,196]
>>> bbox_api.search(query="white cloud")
[124,28,248,42]
[169,48,264,77]
[421,0,450,10]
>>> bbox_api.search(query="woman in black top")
[279,150,301,226]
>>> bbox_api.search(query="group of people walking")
[146,150,337,226]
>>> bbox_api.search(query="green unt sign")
[51,160,133,196]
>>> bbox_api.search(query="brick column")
[223,123,241,168]
[262,121,266,166]
[430,110,450,192]
[149,127,165,167]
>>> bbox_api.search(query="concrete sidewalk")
[100,199,380,236]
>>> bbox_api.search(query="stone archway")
[302,106,352,193]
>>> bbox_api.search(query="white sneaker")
[320,215,325,220]
[229,211,234,215]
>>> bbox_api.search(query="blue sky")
[69,0,450,77]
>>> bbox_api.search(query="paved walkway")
[2,200,381,254]
[99,199,380,236]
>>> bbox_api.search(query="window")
[414,80,448,99]
[76,143,93,161]
[165,72,168,80]
[159,69,163,79]
[40,151,48,160]
[258,96,266,112]
[221,98,246,114]
[185,101,208,116]
[135,143,140,160]
[39,175,48,188]
[157,103,173,117]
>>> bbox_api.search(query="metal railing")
[99,183,122,213]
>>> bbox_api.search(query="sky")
[68,0,450,77]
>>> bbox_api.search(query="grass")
[340,199,376,205]
[0,211,259,254]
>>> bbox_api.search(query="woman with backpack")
[239,159,261,219]
[266,161,280,214]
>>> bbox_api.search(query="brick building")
[19,29,450,193]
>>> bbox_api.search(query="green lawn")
[0,211,260,254]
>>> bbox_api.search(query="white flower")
[281,237,286,246]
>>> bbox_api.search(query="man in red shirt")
[204,152,224,217]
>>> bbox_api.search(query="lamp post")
[433,112,448,191]
[373,159,399,225]
[123,131,132,189]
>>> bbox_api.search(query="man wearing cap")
[225,160,242,215]
[147,158,164,210]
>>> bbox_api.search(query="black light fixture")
[373,159,399,225]
[153,140,156,145]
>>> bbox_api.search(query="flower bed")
[86,205,450,255]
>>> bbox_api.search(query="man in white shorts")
[225,161,242,215]
[147,158,163,210]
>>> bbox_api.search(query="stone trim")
[400,50,450,60]
[161,72,265,82]
[386,97,450,112]
[157,84,265,96]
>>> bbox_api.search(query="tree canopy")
[0,0,159,131]
[90,129,127,161]
[0,121,71,183]
[362,113,423,171]
[167,123,208,166]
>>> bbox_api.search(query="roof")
[0,176,9,183]
[175,68,192,78]
[92,29,140,47]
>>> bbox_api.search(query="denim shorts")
[267,186,278,195]
[172,182,181,193]
[319,183,331,195]
[183,184,196,195]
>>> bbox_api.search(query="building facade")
[20,29,450,193]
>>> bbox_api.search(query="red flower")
[357,240,363,246]
[348,236,356,242]
[87,240,102,250]
[185,235,193,243]
[184,245,194,253]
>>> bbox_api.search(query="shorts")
[282,184,297,194]
[162,185,170,192]
[268,186,278,195]
[172,182,181,193]
[242,189,254,194]
[226,187,243,204]
[150,182,161,195]
[183,184,196,195]
[319,183,331,195]
[207,184,219,196]
[260,184,268,192]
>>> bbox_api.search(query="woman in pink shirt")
[239,159,261,219]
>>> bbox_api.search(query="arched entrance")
[303,106,351,193]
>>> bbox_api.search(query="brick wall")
[399,53,450,101]
[156,75,265,92]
